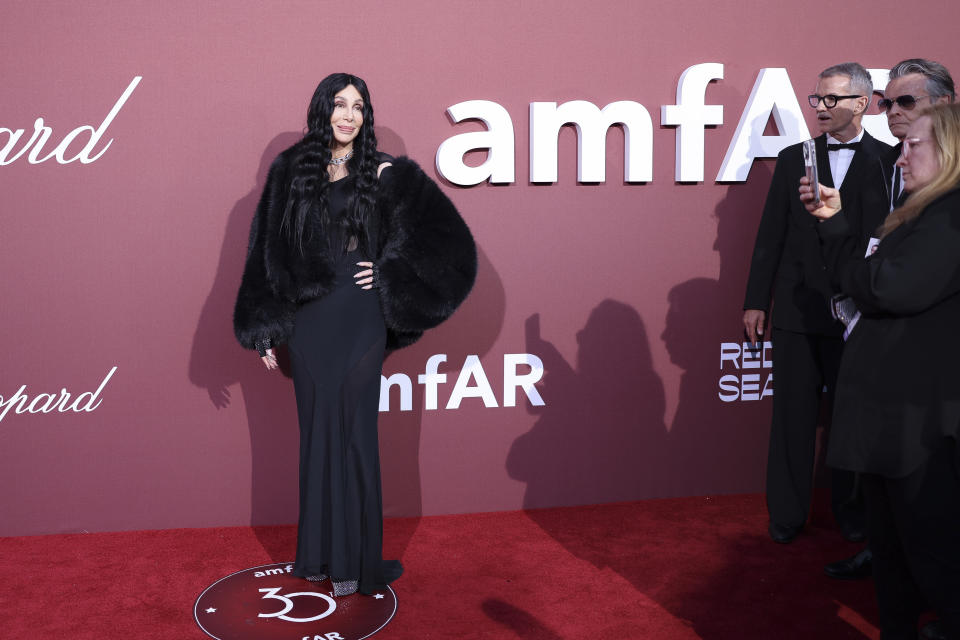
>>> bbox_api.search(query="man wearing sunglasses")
[743,62,892,546]
[880,59,956,209]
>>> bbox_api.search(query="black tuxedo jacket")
[818,188,960,476]
[743,131,893,335]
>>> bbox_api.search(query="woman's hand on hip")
[354,262,378,290]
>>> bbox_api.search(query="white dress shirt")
[826,129,864,189]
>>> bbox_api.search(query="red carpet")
[1,494,880,639]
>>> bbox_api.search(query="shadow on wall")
[375,126,407,161]
[666,160,835,506]
[189,131,302,564]
[506,164,776,510]
[380,242,506,523]
[501,162,877,637]
[375,135,507,556]
[506,301,671,509]
[663,164,774,498]
[374,123,508,534]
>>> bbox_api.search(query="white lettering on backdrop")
[0,367,118,423]
[718,343,773,402]
[0,77,142,165]
[435,64,897,186]
[379,353,545,412]
[435,100,515,184]
[661,62,725,182]
[529,100,653,183]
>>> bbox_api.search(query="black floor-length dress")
[287,173,403,594]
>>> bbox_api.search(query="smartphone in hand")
[802,139,821,207]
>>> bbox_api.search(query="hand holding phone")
[802,140,822,208]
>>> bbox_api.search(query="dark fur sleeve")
[375,157,477,347]
[233,156,297,350]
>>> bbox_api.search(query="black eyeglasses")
[877,94,931,112]
[808,94,863,108]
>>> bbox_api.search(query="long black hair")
[281,73,379,254]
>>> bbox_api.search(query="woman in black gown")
[234,73,476,597]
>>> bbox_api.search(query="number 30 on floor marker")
[257,587,337,622]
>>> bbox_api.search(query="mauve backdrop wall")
[2,0,953,536]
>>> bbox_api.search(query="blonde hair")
[880,103,960,238]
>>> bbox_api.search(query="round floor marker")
[194,563,397,640]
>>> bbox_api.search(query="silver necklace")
[329,150,353,165]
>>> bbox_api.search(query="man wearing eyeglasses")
[743,62,892,545]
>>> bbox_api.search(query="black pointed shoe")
[824,548,872,580]
[768,522,802,544]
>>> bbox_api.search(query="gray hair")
[820,62,874,101]
[889,58,956,102]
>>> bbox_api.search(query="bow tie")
[827,142,861,151]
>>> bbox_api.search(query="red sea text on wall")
[719,343,773,402]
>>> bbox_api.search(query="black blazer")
[818,188,960,477]
[744,132,893,334]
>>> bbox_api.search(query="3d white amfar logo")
[436,64,897,185]
[0,77,141,165]
[0,367,118,423]
[379,353,545,412]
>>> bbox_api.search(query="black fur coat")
[234,150,476,351]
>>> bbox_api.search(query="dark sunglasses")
[807,94,863,109]
[877,94,931,112]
